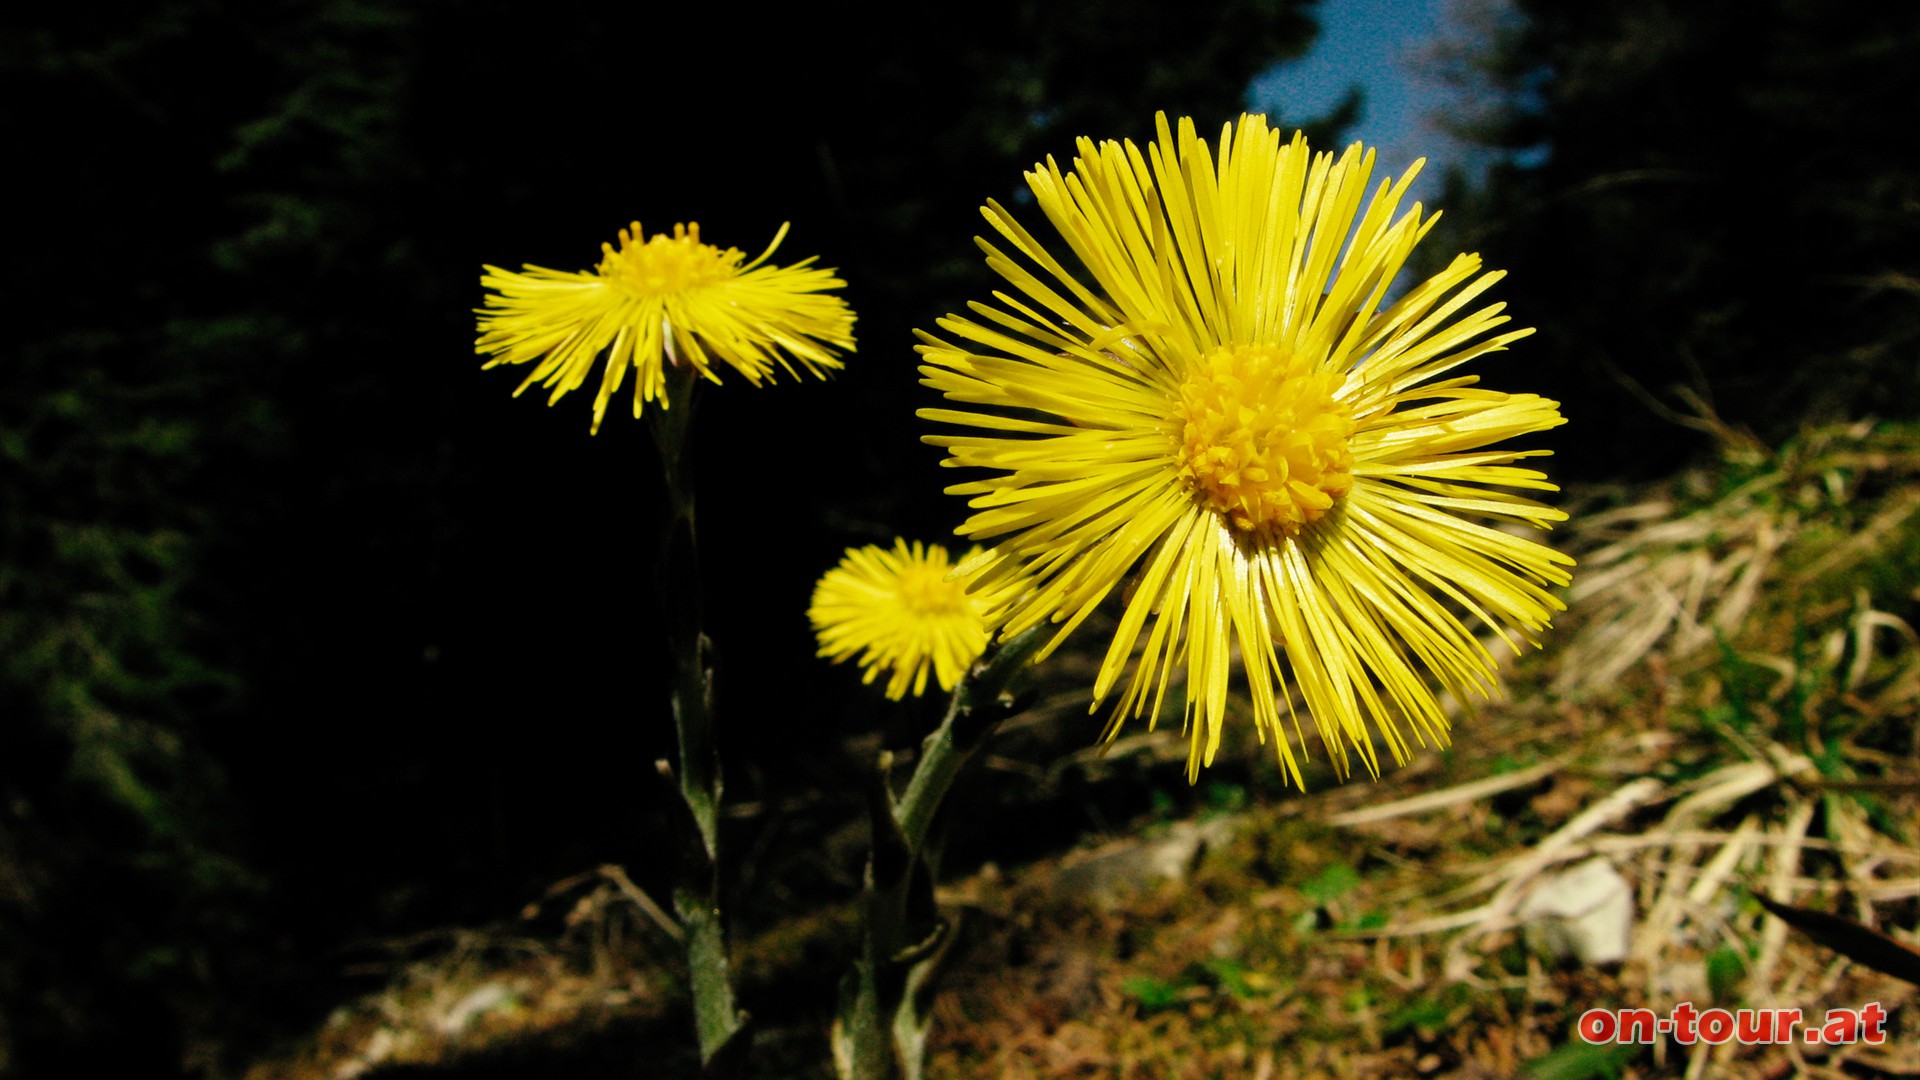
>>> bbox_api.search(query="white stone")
[1517,857,1634,966]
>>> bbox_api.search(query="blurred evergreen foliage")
[1427,0,1920,478]
[0,0,1323,1073]
[2,0,425,1071]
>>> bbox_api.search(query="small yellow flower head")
[918,113,1575,785]
[476,221,856,432]
[809,540,997,700]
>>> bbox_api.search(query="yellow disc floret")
[598,222,735,298]
[1175,344,1355,536]
[894,559,975,619]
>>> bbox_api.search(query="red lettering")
[1671,1002,1700,1044]
[1776,1008,1802,1044]
[1697,1008,1734,1045]
[1618,1008,1660,1043]
[1860,1003,1887,1045]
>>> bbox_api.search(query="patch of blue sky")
[1247,0,1465,208]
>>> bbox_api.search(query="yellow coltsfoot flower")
[918,113,1574,785]
[809,540,1000,701]
[477,221,855,432]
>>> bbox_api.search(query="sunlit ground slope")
[248,420,1920,1080]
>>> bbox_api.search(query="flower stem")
[896,628,1045,850]
[835,627,1045,1080]
[648,364,747,1073]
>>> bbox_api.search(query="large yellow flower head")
[809,540,999,701]
[918,114,1574,785]
[476,221,856,433]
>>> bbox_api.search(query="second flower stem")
[649,365,747,1073]
[836,626,1045,1080]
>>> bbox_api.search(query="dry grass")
[241,868,681,1079]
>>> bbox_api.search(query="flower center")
[1174,344,1355,536]
[896,562,974,619]
[599,223,736,298]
